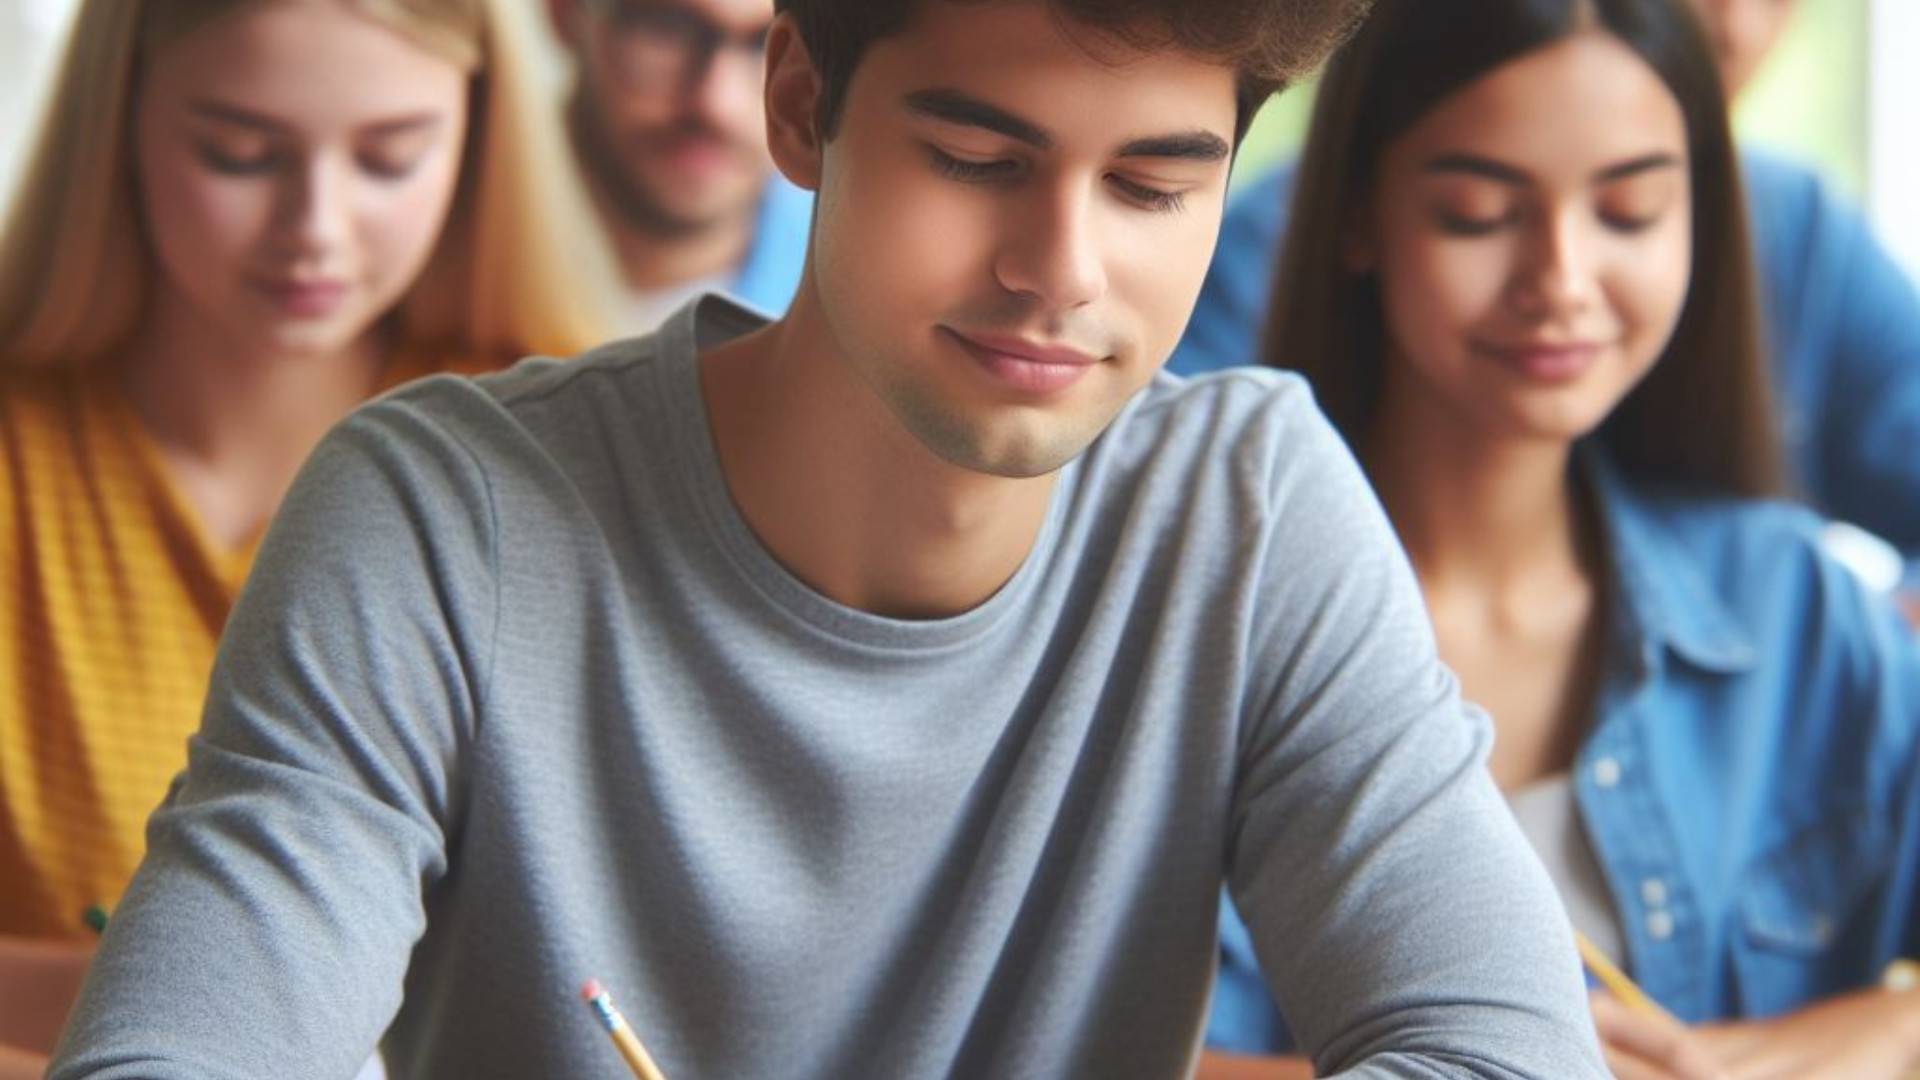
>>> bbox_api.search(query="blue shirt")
[1209,449,1920,1053]
[1175,152,1920,563]
[728,176,812,317]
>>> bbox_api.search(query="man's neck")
[698,296,1057,620]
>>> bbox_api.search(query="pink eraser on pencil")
[581,978,605,1001]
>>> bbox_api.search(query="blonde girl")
[0,0,612,1067]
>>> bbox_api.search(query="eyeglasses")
[585,0,772,91]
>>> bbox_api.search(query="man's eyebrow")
[1117,132,1229,163]
[904,89,1051,149]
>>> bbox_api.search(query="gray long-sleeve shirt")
[50,298,1607,1079]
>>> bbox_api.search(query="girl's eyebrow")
[188,99,290,133]
[188,99,445,138]
[1593,152,1684,183]
[1421,150,1686,186]
[1421,152,1528,185]
[359,115,447,139]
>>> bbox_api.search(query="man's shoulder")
[1117,365,1330,461]
[370,297,751,450]
[361,336,658,447]
[1083,366,1362,529]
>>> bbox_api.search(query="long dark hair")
[1265,0,1781,497]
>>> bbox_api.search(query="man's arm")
[1225,397,1608,1079]
[47,388,499,1080]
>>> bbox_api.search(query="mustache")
[630,118,751,154]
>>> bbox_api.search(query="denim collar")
[1581,445,1758,676]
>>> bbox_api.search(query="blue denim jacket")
[1210,450,1920,1054]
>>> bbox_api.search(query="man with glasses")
[549,0,809,330]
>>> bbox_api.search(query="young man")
[549,0,810,329]
[49,1,1610,1077]
[1174,0,1920,613]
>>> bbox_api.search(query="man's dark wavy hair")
[772,0,1374,143]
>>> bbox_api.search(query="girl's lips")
[253,278,349,317]
[1477,341,1604,382]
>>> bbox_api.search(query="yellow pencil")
[1574,930,1672,1021]
[581,979,671,1080]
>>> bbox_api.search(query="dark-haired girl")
[1206,1,1920,1078]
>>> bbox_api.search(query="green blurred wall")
[1736,0,1868,196]
[1233,1,1870,198]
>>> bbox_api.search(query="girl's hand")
[1692,984,1920,1080]
[1590,990,1728,1080]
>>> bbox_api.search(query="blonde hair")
[0,0,615,366]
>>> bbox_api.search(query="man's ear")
[764,15,824,192]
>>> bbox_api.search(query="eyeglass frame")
[582,0,774,91]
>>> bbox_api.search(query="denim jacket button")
[1647,911,1675,940]
[1640,878,1668,907]
[1593,757,1623,789]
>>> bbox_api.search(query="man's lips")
[947,329,1102,367]
[941,327,1106,395]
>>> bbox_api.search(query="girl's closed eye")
[196,138,283,176]
[357,152,424,181]
[1434,205,1520,236]
[1596,174,1680,234]
[1427,182,1521,236]
[1432,199,1522,236]
[355,123,446,182]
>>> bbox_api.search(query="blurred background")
[1,0,1915,279]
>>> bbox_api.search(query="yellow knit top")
[0,355,488,938]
